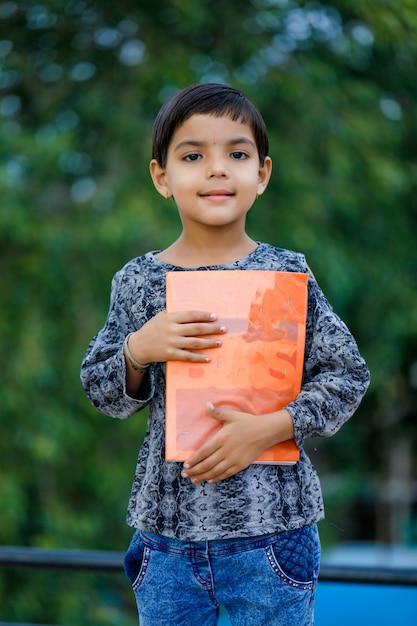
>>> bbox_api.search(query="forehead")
[169,113,256,147]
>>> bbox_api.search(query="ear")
[256,156,272,198]
[149,159,171,199]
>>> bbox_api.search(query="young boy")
[81,83,370,625]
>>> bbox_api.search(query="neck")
[157,228,258,268]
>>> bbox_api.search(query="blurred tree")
[0,0,416,622]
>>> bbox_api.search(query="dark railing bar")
[0,623,57,626]
[1,546,417,586]
[318,564,417,586]
[0,546,124,573]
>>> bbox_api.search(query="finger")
[172,310,218,324]
[170,311,227,336]
[164,337,223,363]
[168,350,212,363]
[178,322,227,339]
[186,460,240,484]
[178,335,223,351]
[183,443,222,472]
[181,407,229,470]
[207,464,241,483]
[182,436,238,478]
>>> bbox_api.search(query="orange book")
[165,270,308,464]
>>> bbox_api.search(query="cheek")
[238,164,261,182]
[168,170,196,191]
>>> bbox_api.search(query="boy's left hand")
[181,403,294,484]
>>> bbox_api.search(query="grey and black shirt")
[81,243,370,541]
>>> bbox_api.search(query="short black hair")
[152,83,269,168]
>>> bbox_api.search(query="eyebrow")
[173,136,256,152]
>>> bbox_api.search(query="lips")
[200,189,234,197]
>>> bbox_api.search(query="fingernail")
[219,326,227,333]
[215,340,222,347]
[209,313,217,320]
[181,471,188,478]
[207,401,215,411]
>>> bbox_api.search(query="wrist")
[260,409,295,448]
[123,333,150,373]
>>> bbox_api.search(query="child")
[81,83,370,626]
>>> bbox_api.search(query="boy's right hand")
[127,310,226,365]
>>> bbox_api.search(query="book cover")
[165,270,308,464]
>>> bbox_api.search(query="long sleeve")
[80,268,155,419]
[286,275,370,446]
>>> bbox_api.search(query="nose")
[207,155,228,178]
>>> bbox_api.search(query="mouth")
[200,189,235,200]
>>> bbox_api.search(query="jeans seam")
[266,546,314,591]
[132,546,151,591]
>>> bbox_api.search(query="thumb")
[206,401,227,423]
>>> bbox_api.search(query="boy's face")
[150,114,272,233]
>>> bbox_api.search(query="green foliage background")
[1,0,416,623]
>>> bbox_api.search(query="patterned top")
[80,243,370,540]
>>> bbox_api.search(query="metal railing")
[1,545,416,626]
[0,546,124,574]
[1,544,417,585]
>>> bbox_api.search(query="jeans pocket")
[266,525,320,591]
[124,530,151,591]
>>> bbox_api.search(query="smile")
[200,189,234,199]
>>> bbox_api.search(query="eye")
[184,153,202,161]
[230,151,248,160]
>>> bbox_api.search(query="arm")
[182,274,370,483]
[123,309,226,397]
[181,404,295,484]
[80,269,152,419]
[81,267,226,418]
[286,275,370,446]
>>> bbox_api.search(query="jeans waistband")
[140,529,291,557]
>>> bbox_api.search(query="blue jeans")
[124,524,320,625]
